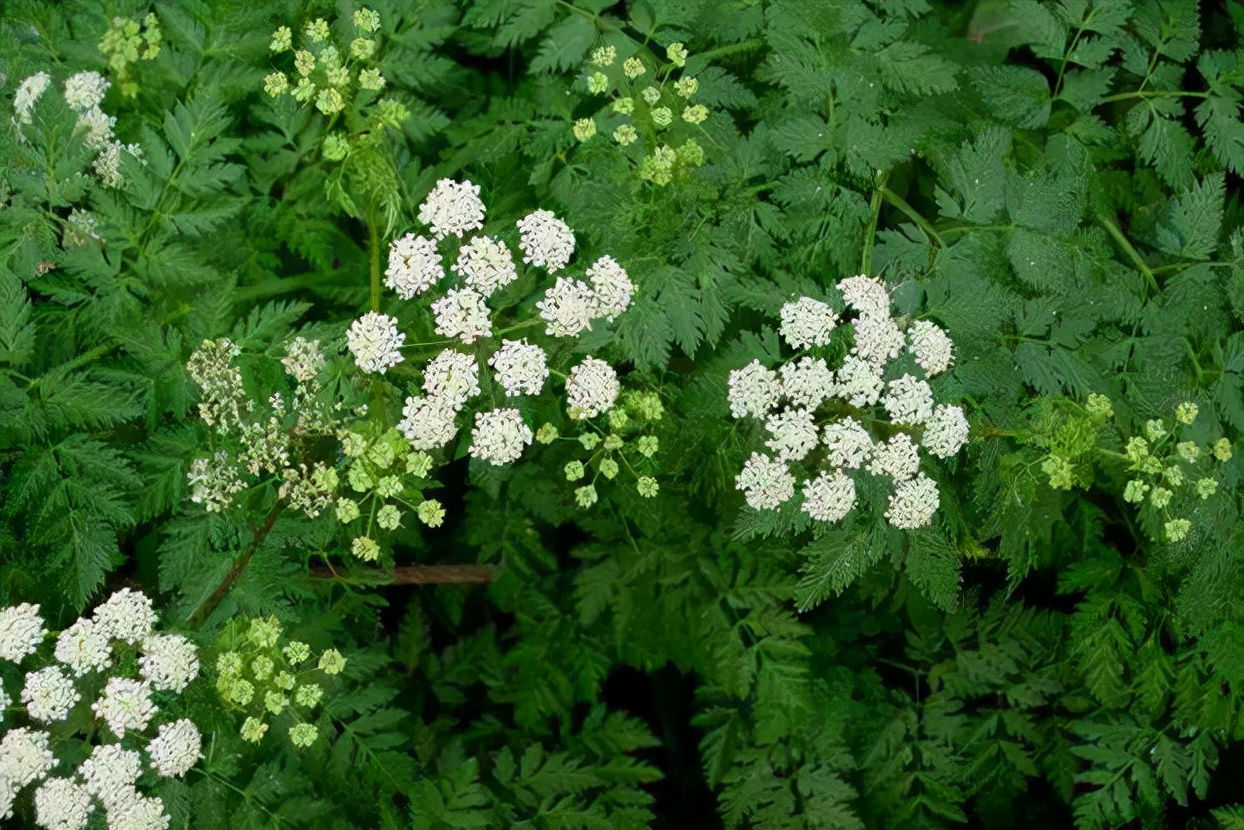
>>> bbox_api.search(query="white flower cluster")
[0,590,203,827]
[351,179,636,468]
[728,276,968,530]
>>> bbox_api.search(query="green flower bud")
[612,96,634,115]
[1123,479,1149,503]
[289,723,319,747]
[677,138,705,167]
[351,536,380,561]
[294,683,324,708]
[1175,402,1198,425]
[587,72,609,94]
[350,37,376,60]
[226,678,255,706]
[565,461,585,482]
[613,124,638,146]
[270,26,293,53]
[358,68,386,91]
[354,7,381,34]
[406,451,434,477]
[1144,419,1167,442]
[376,475,402,498]
[368,441,396,469]
[335,498,360,524]
[376,504,401,530]
[294,50,316,78]
[251,656,274,681]
[579,433,601,451]
[603,434,624,451]
[637,435,659,457]
[241,717,268,743]
[599,458,619,479]
[637,476,659,498]
[575,484,598,508]
[682,104,709,124]
[319,649,346,675]
[375,98,410,128]
[1041,455,1075,490]
[1125,436,1149,464]
[666,43,688,67]
[1213,438,1232,461]
[264,690,288,715]
[348,464,373,493]
[535,424,559,444]
[315,87,345,115]
[248,617,282,649]
[322,133,349,162]
[1149,487,1172,509]
[263,72,289,97]
[311,465,339,492]
[641,86,661,105]
[1164,465,1184,487]
[1085,393,1113,419]
[216,651,243,676]
[416,499,445,528]
[674,77,698,98]
[305,18,330,43]
[1176,441,1200,462]
[342,432,367,457]
[292,78,317,103]
[622,57,645,78]
[283,641,311,665]
[651,106,673,127]
[1164,519,1191,542]
[608,410,630,430]
[573,118,597,142]
[1195,478,1217,499]
[591,45,617,67]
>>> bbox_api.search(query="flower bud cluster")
[213,617,344,748]
[727,276,968,530]
[98,13,162,97]
[0,589,202,827]
[576,42,709,185]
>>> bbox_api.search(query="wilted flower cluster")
[539,388,664,507]
[98,13,162,97]
[576,42,709,185]
[213,617,344,748]
[263,7,408,160]
[186,336,345,514]
[0,590,202,828]
[728,276,968,530]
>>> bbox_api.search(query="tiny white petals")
[885,473,940,529]
[418,178,485,239]
[347,312,405,374]
[867,433,921,482]
[138,635,200,693]
[91,677,156,739]
[452,236,517,297]
[147,719,202,778]
[14,72,52,124]
[536,277,597,337]
[21,666,79,722]
[431,288,492,344]
[398,395,459,451]
[385,233,443,298]
[835,356,884,408]
[779,297,838,350]
[852,314,904,365]
[105,791,169,830]
[801,470,856,523]
[422,349,481,407]
[63,70,110,112]
[565,357,620,419]
[75,105,116,151]
[516,209,576,273]
[79,744,142,805]
[727,360,781,419]
[836,274,891,317]
[764,408,818,462]
[882,375,935,426]
[34,776,92,830]
[735,453,795,510]
[923,404,969,458]
[908,320,955,376]
[780,357,835,409]
[91,589,157,644]
[469,408,533,465]
[0,603,47,663]
[0,727,55,788]
[821,417,874,469]
[487,339,549,396]
[586,255,633,320]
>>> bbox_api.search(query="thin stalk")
[1098,214,1160,295]
[187,502,285,625]
[368,221,381,312]
[860,172,888,276]
[309,564,494,585]
[881,186,944,248]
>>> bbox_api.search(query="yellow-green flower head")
[359,67,386,91]
[603,434,624,451]
[612,96,635,115]
[319,649,347,675]
[564,461,585,482]
[350,37,376,60]
[1177,441,1200,462]
[1123,479,1149,503]
[1175,402,1198,425]
[406,452,434,477]
[1141,456,1162,474]
[674,77,698,98]
[640,145,678,185]
[682,104,709,124]
[264,72,289,97]
[377,475,402,498]
[1164,465,1184,487]
[217,651,243,676]
[348,464,373,492]
[628,391,664,421]
[294,50,316,78]
[351,536,380,561]
[325,64,351,88]
[417,499,445,528]
[342,432,367,457]
[1125,436,1149,464]
[677,138,705,167]
[293,78,317,103]
[335,498,360,523]
[1149,487,1172,509]
[1195,478,1217,499]
[637,476,659,498]
[1085,393,1113,419]
[536,424,559,444]
[573,118,597,142]
[354,7,381,34]
[306,18,331,43]
[226,678,255,706]
[283,641,311,665]
[240,717,268,743]
[1213,437,1232,461]
[375,98,410,128]
[575,484,598,508]
[587,72,609,95]
[294,683,324,708]
[613,124,639,146]
[641,86,661,105]
[579,433,602,450]
[312,465,339,491]
[1144,419,1167,442]
[264,691,288,715]
[377,504,401,530]
[1164,518,1191,542]
[608,410,629,430]
[637,436,659,457]
[270,26,293,53]
[666,43,688,67]
[275,674,295,693]
[599,458,619,480]
[251,655,275,681]
[316,87,345,115]
[651,106,673,127]
[591,45,617,67]
[249,617,282,649]
[1041,454,1074,490]
[289,723,319,747]
[622,57,646,79]
[322,133,350,161]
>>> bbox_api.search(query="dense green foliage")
[1,0,1242,827]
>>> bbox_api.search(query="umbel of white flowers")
[346,178,635,466]
[728,275,968,530]
[0,589,203,830]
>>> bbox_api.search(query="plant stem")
[368,221,381,312]
[187,502,285,625]
[1098,213,1159,295]
[309,564,494,585]
[881,186,944,248]
[860,172,889,275]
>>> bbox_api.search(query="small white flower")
[21,666,79,722]
[469,408,533,465]
[488,339,549,396]
[882,375,934,426]
[780,356,835,409]
[885,473,940,529]
[79,744,142,805]
[397,395,459,451]
[801,470,856,523]
[13,72,51,124]
[779,297,838,350]
[735,452,795,510]
[92,588,157,644]
[34,776,92,830]
[281,336,325,383]
[91,677,156,738]
[821,417,874,469]
[764,408,818,462]
[75,105,116,151]
[138,634,200,693]
[536,277,597,337]
[565,356,620,419]
[385,233,443,298]
[908,320,955,376]
[452,236,517,297]
[516,209,576,273]
[0,727,55,788]
[0,603,47,663]
[923,404,969,458]
[836,274,890,317]
[147,719,203,778]
[867,433,921,482]
[431,288,492,344]
[852,313,904,365]
[835,356,884,408]
[346,311,405,374]
[422,348,481,407]
[727,360,781,419]
[105,791,169,830]
[63,70,110,112]
[586,255,633,320]
[418,178,486,239]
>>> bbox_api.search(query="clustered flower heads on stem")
[575,42,709,185]
[0,589,202,829]
[212,617,345,748]
[728,275,968,530]
[98,13,162,97]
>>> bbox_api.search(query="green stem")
[881,186,944,248]
[1098,214,1159,295]
[1101,89,1209,103]
[368,221,381,312]
[694,38,765,62]
[231,270,343,304]
[495,318,544,336]
[860,172,888,276]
